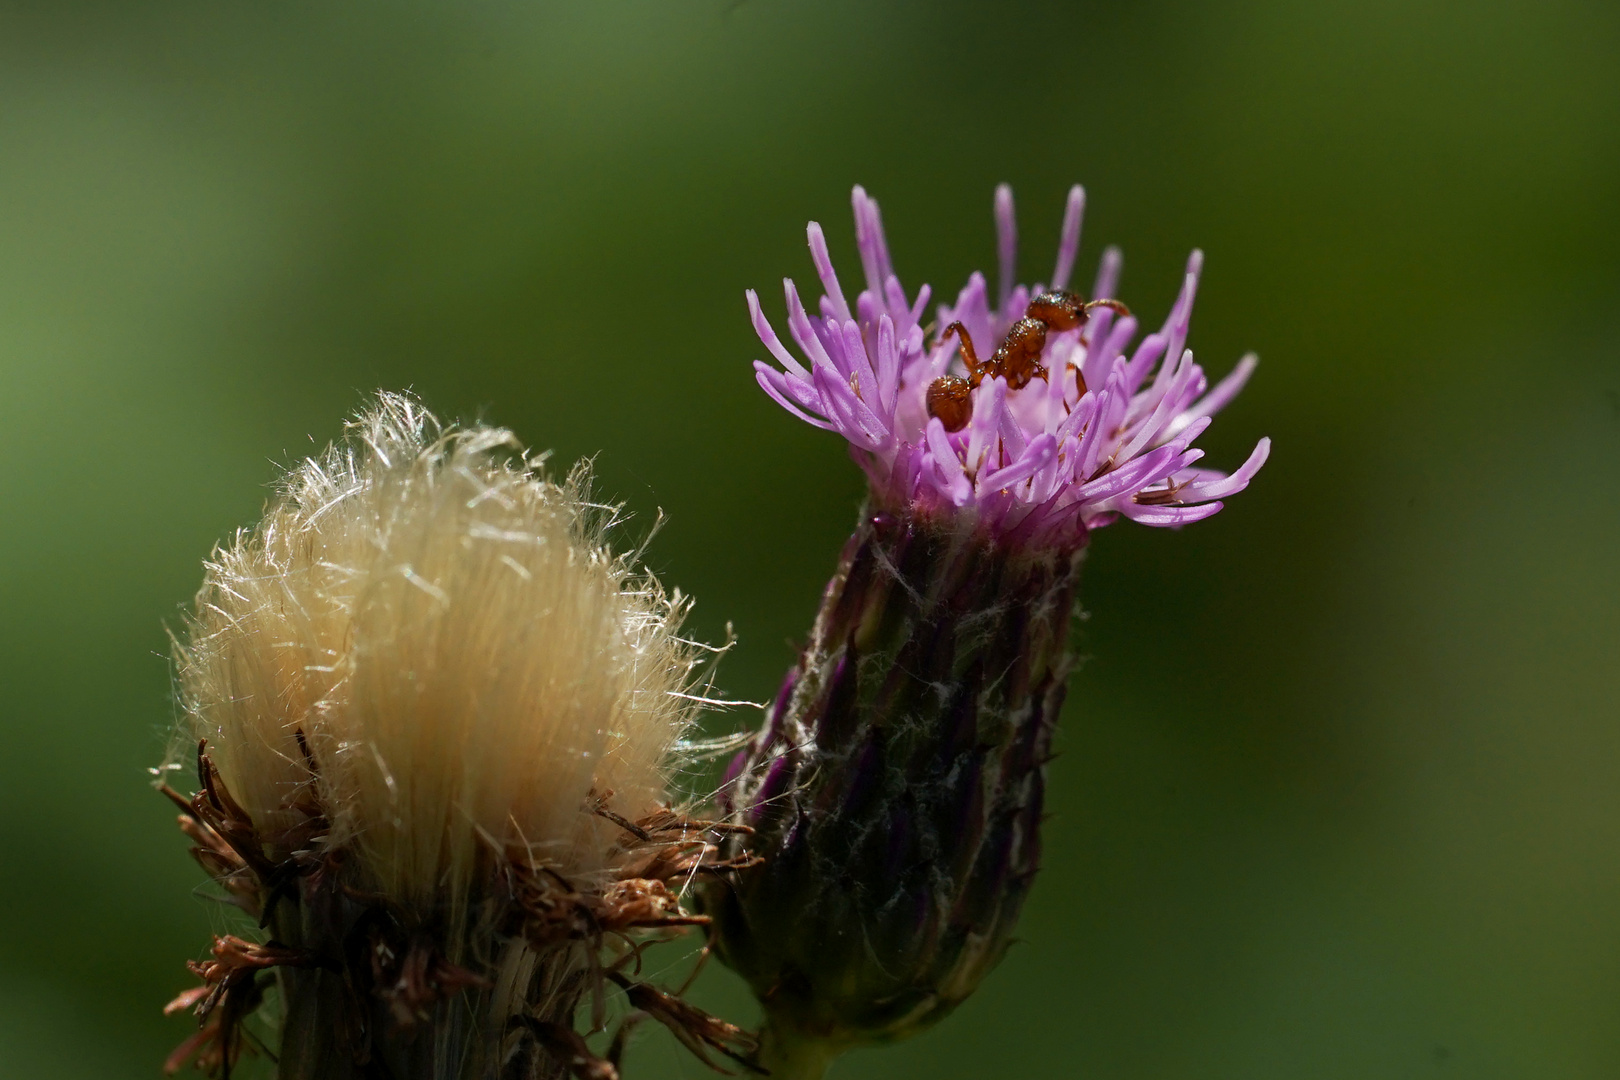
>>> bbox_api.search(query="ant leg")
[1066,363,1088,400]
[940,322,984,380]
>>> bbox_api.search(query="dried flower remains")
[159,392,756,1080]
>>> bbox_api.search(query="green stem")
[758,1023,842,1080]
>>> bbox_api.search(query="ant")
[925,290,1131,432]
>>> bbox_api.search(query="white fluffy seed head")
[174,392,703,912]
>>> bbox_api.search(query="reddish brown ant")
[926,290,1131,433]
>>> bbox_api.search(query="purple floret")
[750,184,1271,549]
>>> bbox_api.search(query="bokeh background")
[1,1,1617,1076]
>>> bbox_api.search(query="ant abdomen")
[926,375,974,433]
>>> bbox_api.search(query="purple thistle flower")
[750,184,1269,549]
[708,186,1273,1079]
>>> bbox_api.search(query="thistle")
[707,185,1270,1077]
[158,393,756,1080]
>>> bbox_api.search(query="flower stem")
[758,1023,841,1080]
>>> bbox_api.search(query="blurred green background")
[1,0,1616,1076]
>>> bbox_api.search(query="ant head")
[1026,290,1088,332]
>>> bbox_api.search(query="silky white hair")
[173,392,704,913]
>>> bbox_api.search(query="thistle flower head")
[749,184,1270,548]
[708,186,1274,1078]
[161,393,755,1079]
[176,391,698,909]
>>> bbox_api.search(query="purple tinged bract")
[750,184,1270,549]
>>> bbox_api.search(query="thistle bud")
[159,393,754,1080]
[708,513,1075,1064]
[711,185,1269,1075]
